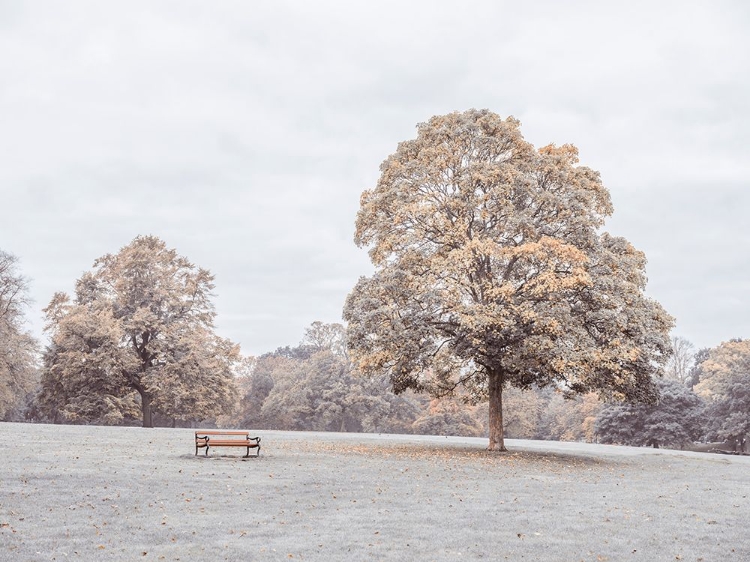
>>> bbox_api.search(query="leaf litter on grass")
[2,425,750,561]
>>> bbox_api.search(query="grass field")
[1,422,748,561]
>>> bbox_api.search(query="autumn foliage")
[694,339,750,444]
[344,109,673,450]
[37,236,239,427]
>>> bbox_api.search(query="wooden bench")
[195,430,261,458]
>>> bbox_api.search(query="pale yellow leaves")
[345,109,673,412]
[39,235,239,425]
[694,339,750,401]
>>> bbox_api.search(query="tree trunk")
[141,392,154,428]
[487,370,507,452]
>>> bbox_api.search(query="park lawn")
[1,422,748,561]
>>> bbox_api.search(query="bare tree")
[665,336,695,385]
[0,250,38,420]
[303,321,347,357]
[0,250,30,323]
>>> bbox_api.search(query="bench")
[195,430,261,458]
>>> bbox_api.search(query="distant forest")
[226,324,749,453]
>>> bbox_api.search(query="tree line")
[1,110,748,452]
[1,238,747,451]
[0,237,750,450]
[231,329,750,452]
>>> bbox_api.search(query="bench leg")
[243,446,261,458]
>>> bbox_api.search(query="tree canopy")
[37,236,239,427]
[344,109,673,450]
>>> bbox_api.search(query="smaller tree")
[595,378,704,448]
[501,387,544,439]
[303,321,347,357]
[687,347,711,388]
[412,398,485,437]
[231,356,266,428]
[0,250,39,420]
[259,349,398,433]
[539,391,602,443]
[229,322,425,434]
[38,236,239,427]
[665,336,695,385]
[695,339,750,448]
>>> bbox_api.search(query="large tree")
[39,236,239,427]
[343,109,673,451]
[0,250,39,420]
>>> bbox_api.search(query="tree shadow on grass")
[285,440,610,470]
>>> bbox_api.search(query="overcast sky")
[1,1,748,356]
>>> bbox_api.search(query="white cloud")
[1,0,749,354]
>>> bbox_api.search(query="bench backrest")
[195,430,249,436]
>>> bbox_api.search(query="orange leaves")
[345,109,673,437]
